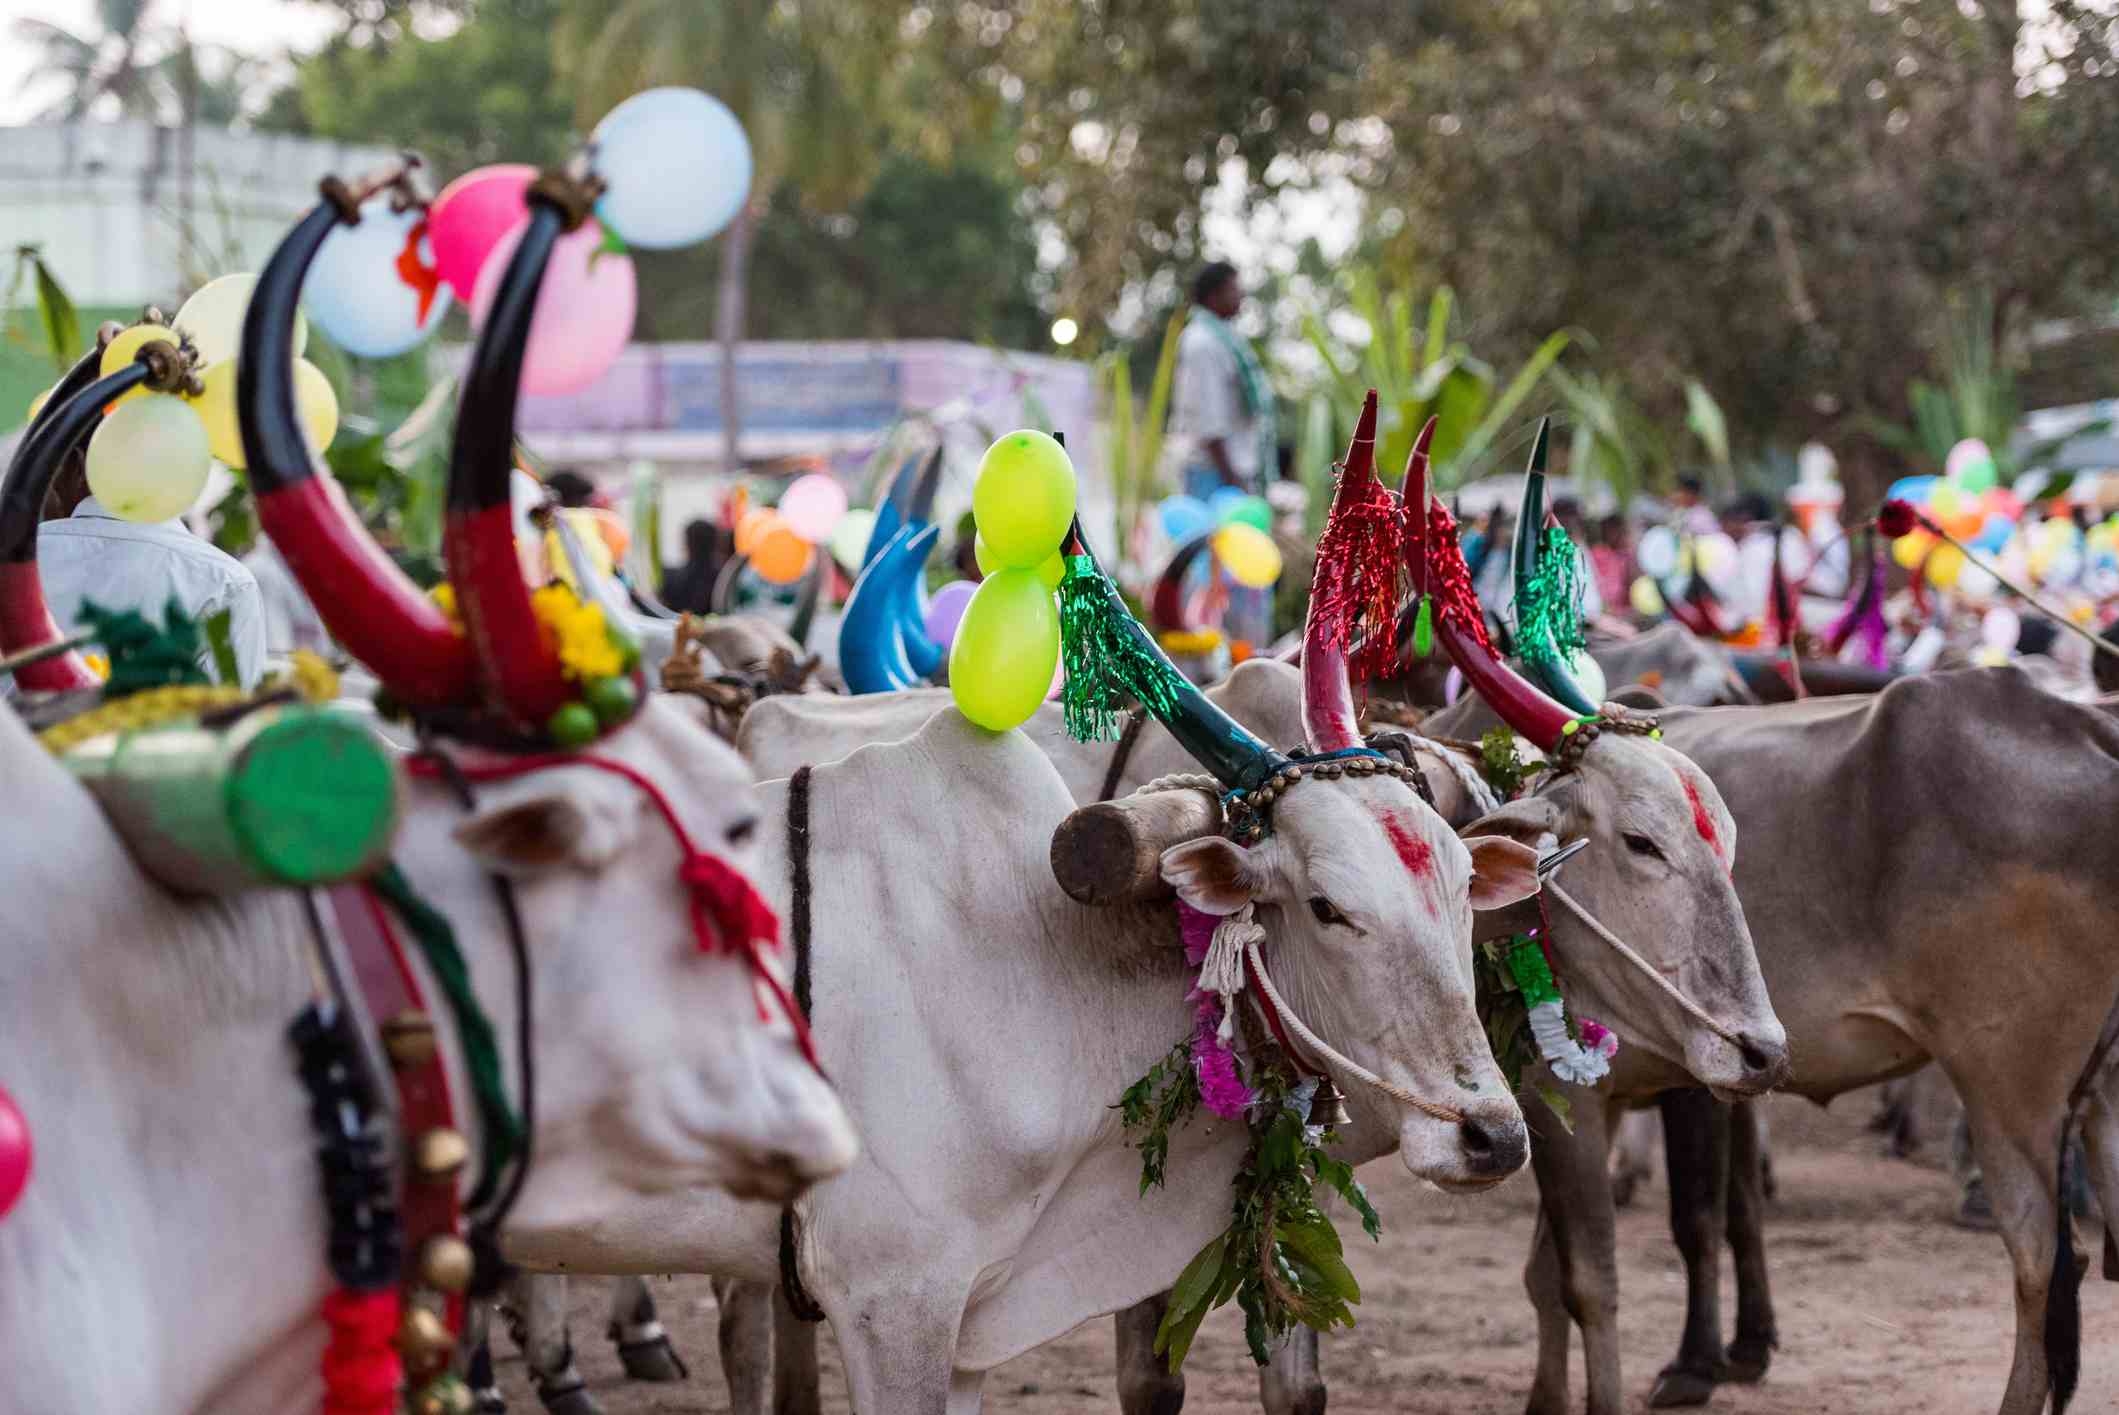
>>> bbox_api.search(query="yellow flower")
[529,582,623,681]
[1158,627,1225,656]
[431,583,460,626]
[81,651,110,683]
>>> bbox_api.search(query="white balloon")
[87,396,212,523]
[304,198,454,358]
[1979,606,2021,653]
[175,273,307,367]
[592,87,752,249]
[1637,525,1680,579]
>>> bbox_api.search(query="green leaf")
[1277,1216,1360,1306]
[1165,1231,1229,1322]
[202,608,239,686]
[1158,1293,1214,1373]
[1684,379,1730,471]
[1533,1081,1574,1133]
[1258,1112,1305,1177]
[31,254,79,371]
[1311,1152,1382,1241]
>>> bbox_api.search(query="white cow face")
[1157,774,1537,1192]
[1465,735,1788,1096]
[440,697,857,1230]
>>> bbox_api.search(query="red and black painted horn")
[5,333,114,481]
[438,175,586,728]
[0,352,168,691]
[239,172,476,709]
[1301,390,1379,753]
[1402,420,1580,753]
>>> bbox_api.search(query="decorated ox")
[1466,670,2119,1415]
[1588,623,1755,707]
[0,163,854,1415]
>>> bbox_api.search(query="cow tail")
[2047,983,2119,1413]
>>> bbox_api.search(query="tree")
[15,0,170,121]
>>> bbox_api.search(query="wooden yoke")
[1050,786,1222,907]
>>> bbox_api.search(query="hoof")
[475,1390,507,1415]
[1611,1171,1638,1209]
[1648,1364,1718,1408]
[615,1333,689,1383]
[1718,1339,1773,1384]
[536,1382,606,1415]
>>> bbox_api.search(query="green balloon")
[1957,457,1999,494]
[1227,495,1272,532]
[948,567,1060,731]
[976,536,1061,588]
[972,429,1076,569]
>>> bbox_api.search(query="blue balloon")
[1159,495,1214,543]
[1886,474,1940,505]
[1975,512,2015,553]
[302,197,453,359]
[1208,485,1249,519]
[593,88,752,251]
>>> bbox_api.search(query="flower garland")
[431,579,641,745]
[1117,902,1381,1372]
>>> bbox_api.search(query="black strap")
[1096,709,1149,803]
[780,765,826,1323]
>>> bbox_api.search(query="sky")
[0,0,338,122]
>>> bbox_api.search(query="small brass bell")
[1308,1078,1352,1129]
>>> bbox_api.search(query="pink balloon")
[471,217,636,398]
[778,473,849,543]
[923,579,977,647]
[429,164,534,299]
[0,1083,30,1221]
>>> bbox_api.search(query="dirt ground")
[495,1087,2119,1414]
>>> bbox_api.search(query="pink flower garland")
[1176,901,1256,1119]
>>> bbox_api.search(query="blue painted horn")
[1512,421,1600,714]
[840,521,938,693]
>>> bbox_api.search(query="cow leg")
[830,1278,969,1415]
[1648,1089,1730,1409]
[773,1285,824,1415]
[1521,1205,1571,1415]
[711,1277,774,1415]
[2080,1087,2119,1280]
[462,1302,506,1414]
[608,1276,688,1382]
[947,1368,987,1415]
[1720,1099,1777,1383]
[1960,1095,2072,1415]
[1259,1326,1326,1415]
[506,1273,604,1415]
[1610,1106,1658,1209]
[1115,1293,1187,1415]
[1522,1084,1622,1415]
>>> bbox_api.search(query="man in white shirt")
[38,448,268,687]
[1170,261,1274,499]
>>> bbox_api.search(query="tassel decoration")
[1423,501,1499,657]
[1057,545,1190,743]
[1514,523,1588,677]
[319,1288,402,1415]
[1504,932,1613,1087]
[1309,476,1404,680]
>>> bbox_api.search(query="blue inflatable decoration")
[840,522,940,693]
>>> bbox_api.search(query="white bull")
[0,696,856,1415]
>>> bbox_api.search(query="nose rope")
[405,751,822,1073]
[1544,880,1747,1049]
[1242,936,1466,1125]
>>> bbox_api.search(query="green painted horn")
[1511,421,1600,715]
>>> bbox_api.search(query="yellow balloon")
[1628,575,1666,617]
[1212,522,1283,588]
[295,359,340,452]
[99,325,180,408]
[86,394,211,523]
[1891,529,1935,570]
[193,359,244,468]
[26,387,51,423]
[175,273,307,367]
[948,567,1060,731]
[1924,541,1965,590]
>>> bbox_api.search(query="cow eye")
[726,816,759,846]
[1308,896,1350,927]
[1622,832,1664,861]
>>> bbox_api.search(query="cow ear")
[1462,795,1563,854]
[453,768,640,876]
[1160,836,1265,916]
[1464,835,1541,912]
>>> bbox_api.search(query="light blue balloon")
[1975,512,2014,553]
[1208,485,1249,519]
[1159,495,1214,543]
[302,197,453,359]
[1886,474,1939,504]
[593,87,752,251]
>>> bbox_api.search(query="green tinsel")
[1057,554,1189,742]
[373,863,525,1210]
[78,597,212,697]
[1515,524,1588,671]
[1504,934,1562,1009]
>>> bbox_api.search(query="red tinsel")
[1311,477,1405,679]
[1421,501,1499,657]
[1876,498,1920,540]
[320,1289,400,1415]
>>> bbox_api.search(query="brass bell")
[418,1234,476,1294]
[382,1011,438,1068]
[395,1305,456,1364]
[411,1128,470,1184]
[1308,1078,1352,1129]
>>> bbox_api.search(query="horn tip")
[1529,418,1551,472]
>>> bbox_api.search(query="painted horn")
[861,449,925,570]
[1403,423,1579,753]
[440,191,577,727]
[1148,531,1215,632]
[839,521,936,693]
[1511,423,1600,715]
[906,443,944,526]
[1063,521,1289,792]
[1301,390,1378,752]
[7,335,112,480]
[784,548,827,648]
[240,196,475,708]
[0,362,156,691]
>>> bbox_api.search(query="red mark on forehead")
[1680,774,1722,858]
[1379,812,1435,879]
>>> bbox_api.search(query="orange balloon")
[589,507,631,564]
[1946,509,1984,540]
[751,524,814,585]
[735,507,778,556]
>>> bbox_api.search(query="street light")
[1050,317,1079,347]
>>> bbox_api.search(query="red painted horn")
[440,193,575,728]
[240,198,476,708]
[1301,391,1379,752]
[1402,424,1578,753]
